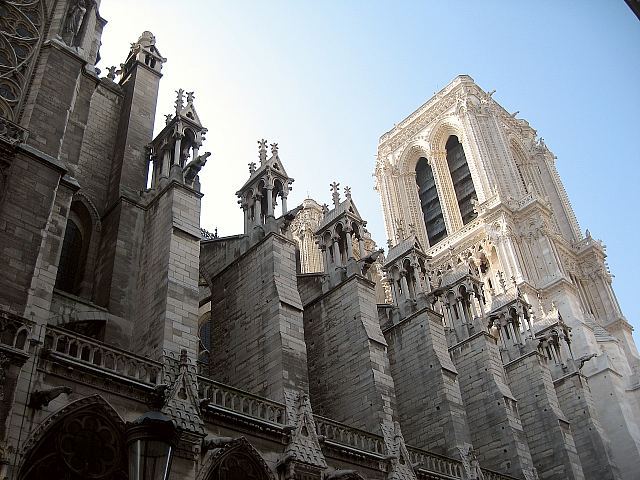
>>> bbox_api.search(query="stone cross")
[330,182,340,206]
[321,204,329,214]
[106,66,117,80]
[249,162,256,174]
[344,186,351,199]
[270,142,279,157]
[258,139,268,164]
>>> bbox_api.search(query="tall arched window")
[416,157,447,246]
[55,218,84,293]
[446,136,477,225]
[55,203,92,296]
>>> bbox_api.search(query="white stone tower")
[374,75,640,479]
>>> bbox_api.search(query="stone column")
[266,186,274,218]
[332,237,342,267]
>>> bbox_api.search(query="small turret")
[382,235,431,319]
[148,90,209,190]
[121,31,166,75]
[314,184,374,287]
[431,250,487,344]
[236,140,294,239]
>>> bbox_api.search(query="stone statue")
[183,152,210,184]
[64,0,87,45]
[489,319,500,340]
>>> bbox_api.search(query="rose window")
[0,1,44,120]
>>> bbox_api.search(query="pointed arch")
[19,395,127,480]
[196,437,276,480]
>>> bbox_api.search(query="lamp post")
[127,411,178,480]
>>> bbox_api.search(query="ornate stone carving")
[62,0,88,46]
[0,0,44,120]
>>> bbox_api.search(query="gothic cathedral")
[0,2,638,480]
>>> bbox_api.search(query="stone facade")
[0,2,636,480]
[374,74,638,479]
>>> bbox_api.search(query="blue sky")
[100,1,639,339]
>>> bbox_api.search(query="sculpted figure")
[183,152,210,184]
[64,0,87,44]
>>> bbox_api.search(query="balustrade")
[44,327,161,385]
[197,376,286,425]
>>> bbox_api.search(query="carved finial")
[321,203,329,214]
[387,239,394,249]
[537,292,546,317]
[497,271,506,293]
[511,110,519,117]
[258,139,268,164]
[344,186,352,199]
[186,91,195,104]
[106,66,117,80]
[470,196,480,215]
[395,218,405,240]
[408,223,416,236]
[511,275,520,296]
[179,348,188,366]
[488,89,496,97]
[330,182,340,206]
[585,229,591,239]
[270,142,279,157]
[175,89,185,114]
[249,162,256,174]
[214,227,218,238]
[164,114,173,125]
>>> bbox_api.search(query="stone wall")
[302,274,395,433]
[505,352,584,479]
[450,332,535,478]
[208,233,309,403]
[554,372,621,480]
[383,306,471,457]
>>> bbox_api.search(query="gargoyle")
[202,436,235,452]
[359,248,384,276]
[183,152,211,184]
[577,352,598,370]
[28,386,72,409]
[324,470,358,480]
[278,205,303,234]
[150,383,170,409]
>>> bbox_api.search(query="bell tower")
[375,74,640,479]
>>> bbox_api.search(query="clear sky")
[99,1,640,339]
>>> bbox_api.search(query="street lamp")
[127,411,179,480]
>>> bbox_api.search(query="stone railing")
[314,416,385,454]
[43,326,161,385]
[0,311,33,353]
[481,469,520,480]
[408,446,462,478]
[427,218,484,258]
[197,376,287,425]
[0,116,28,145]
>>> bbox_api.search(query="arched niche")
[196,437,276,480]
[445,135,477,225]
[19,395,127,480]
[55,199,95,297]
[416,156,446,246]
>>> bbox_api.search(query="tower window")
[446,136,477,225]
[55,219,84,294]
[416,157,447,246]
